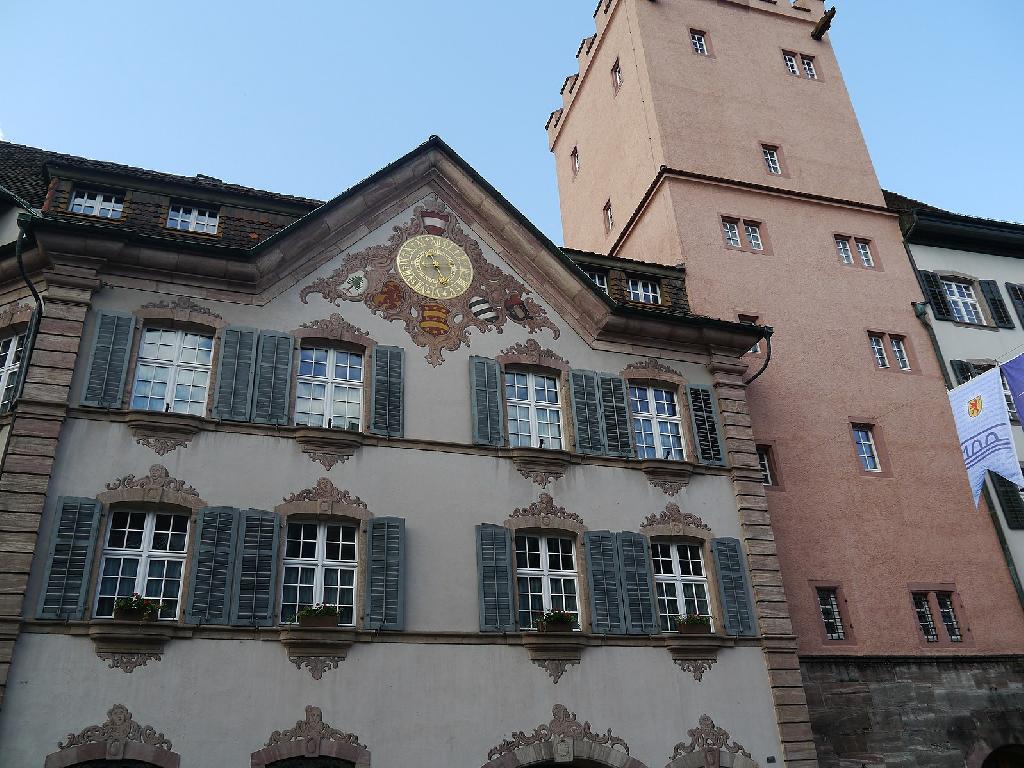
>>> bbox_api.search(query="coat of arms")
[967,395,983,418]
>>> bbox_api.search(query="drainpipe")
[744,329,773,385]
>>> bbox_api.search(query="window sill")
[280,627,357,679]
[638,458,695,496]
[126,410,207,455]
[521,630,587,683]
[664,632,732,681]
[88,620,180,672]
[506,446,573,487]
[294,426,368,470]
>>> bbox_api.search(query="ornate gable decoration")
[498,338,569,370]
[58,704,173,756]
[283,478,367,508]
[265,705,365,751]
[509,493,584,528]
[641,503,710,532]
[671,714,753,766]
[139,295,223,321]
[300,195,559,365]
[298,312,373,347]
[487,705,630,761]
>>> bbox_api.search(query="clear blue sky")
[3,1,1021,240]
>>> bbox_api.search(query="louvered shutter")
[370,346,404,437]
[476,524,515,632]
[688,385,726,466]
[919,271,953,322]
[711,537,756,637]
[81,312,135,407]
[186,507,239,625]
[979,280,1014,329]
[213,326,258,421]
[950,360,975,385]
[616,532,658,634]
[230,509,280,626]
[469,356,504,446]
[251,331,294,425]
[37,497,102,619]
[570,369,607,455]
[364,517,406,630]
[992,473,1024,530]
[599,375,634,458]
[584,531,626,634]
[1005,283,1024,327]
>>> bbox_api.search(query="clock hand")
[426,252,449,284]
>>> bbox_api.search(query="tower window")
[835,236,853,264]
[603,200,614,233]
[816,588,846,640]
[762,146,782,175]
[783,52,799,76]
[852,425,881,472]
[744,223,763,251]
[690,30,708,56]
[891,337,911,371]
[936,593,962,642]
[722,220,741,248]
[802,55,818,80]
[869,335,889,369]
[611,58,623,92]
[856,240,874,267]
[913,593,938,642]
[756,445,775,486]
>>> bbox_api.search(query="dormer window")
[167,203,219,234]
[69,189,123,219]
[583,269,609,294]
[628,278,661,304]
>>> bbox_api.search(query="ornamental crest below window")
[300,196,559,365]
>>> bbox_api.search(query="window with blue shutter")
[599,375,634,458]
[37,497,103,619]
[230,509,280,626]
[570,369,607,455]
[584,531,625,634]
[919,271,953,322]
[1006,283,1024,327]
[186,507,240,625]
[364,517,406,630]
[213,326,258,421]
[476,523,515,632]
[251,331,294,425]
[992,473,1024,530]
[616,531,658,634]
[370,346,404,437]
[979,280,1014,329]
[469,356,504,446]
[688,385,726,466]
[81,312,135,408]
[710,537,757,637]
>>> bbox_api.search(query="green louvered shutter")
[711,537,756,637]
[599,374,634,458]
[213,326,258,421]
[364,517,406,630]
[1005,283,1024,326]
[230,509,280,626]
[919,271,953,322]
[476,523,515,632]
[37,497,102,619]
[186,507,240,625]
[584,531,625,634]
[370,346,404,437]
[950,360,975,385]
[979,280,1014,329]
[992,473,1024,530]
[688,385,726,466]
[470,356,504,446]
[251,331,294,425]
[617,532,658,634]
[570,369,607,455]
[81,312,135,407]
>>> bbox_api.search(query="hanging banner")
[949,366,1023,505]
[1001,353,1024,428]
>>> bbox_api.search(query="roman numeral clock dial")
[395,235,474,300]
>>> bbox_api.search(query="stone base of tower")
[801,657,1024,768]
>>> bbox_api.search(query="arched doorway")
[982,745,1024,768]
[267,760,355,768]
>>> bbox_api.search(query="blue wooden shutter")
[185,507,240,625]
[711,537,757,637]
[584,531,625,634]
[570,369,607,455]
[213,326,258,421]
[1005,283,1024,327]
[370,346,404,437]
[230,509,280,626]
[469,356,504,446]
[688,385,726,466]
[992,474,1024,530]
[919,271,953,322]
[37,497,102,619]
[950,360,975,386]
[616,532,658,634]
[979,280,1014,329]
[364,517,406,630]
[476,524,515,632]
[599,375,634,458]
[251,331,294,425]
[81,311,135,407]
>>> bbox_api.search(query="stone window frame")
[863,328,919,376]
[719,213,773,256]
[620,364,698,463]
[833,231,883,271]
[907,582,973,648]
[808,579,857,646]
[250,705,370,768]
[758,141,789,179]
[848,418,893,479]
[935,271,996,328]
[496,345,575,454]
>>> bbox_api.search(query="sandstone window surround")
[919,270,1015,329]
[44,704,181,768]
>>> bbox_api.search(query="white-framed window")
[281,520,358,626]
[95,510,189,620]
[869,335,889,369]
[913,593,938,642]
[942,279,985,324]
[167,204,219,234]
[571,146,580,176]
[611,58,623,91]
[835,236,854,264]
[630,385,685,460]
[131,328,214,415]
[891,337,911,371]
[603,200,614,232]
[856,240,874,267]
[690,30,708,55]
[69,189,124,219]
[757,445,774,485]
[0,332,25,413]
[505,371,563,450]
[936,592,962,642]
[651,541,712,631]
[722,220,741,248]
[817,588,846,640]
[628,278,661,304]
[515,534,579,629]
[744,223,764,251]
[783,52,799,76]
[853,425,880,472]
[802,55,817,79]
[762,146,782,175]
[583,270,608,294]
[295,347,364,430]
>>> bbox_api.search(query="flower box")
[112,607,157,622]
[297,613,341,629]
[676,622,712,635]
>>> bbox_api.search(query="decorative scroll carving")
[622,358,683,380]
[58,704,173,756]
[300,195,559,366]
[532,658,578,684]
[298,312,373,347]
[641,503,710,531]
[304,450,347,470]
[486,705,630,762]
[0,301,34,331]
[105,465,200,499]
[98,652,161,673]
[510,493,583,526]
[516,465,564,488]
[283,478,367,508]
[674,658,716,683]
[135,436,190,456]
[650,480,685,496]
[498,338,569,370]
[266,705,366,751]
[671,714,752,764]
[140,295,223,320]
[291,656,343,680]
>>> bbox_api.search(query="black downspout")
[744,330,773,385]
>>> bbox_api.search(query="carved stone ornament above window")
[46,704,180,768]
[276,477,372,522]
[667,714,757,768]
[638,459,695,497]
[294,427,368,470]
[485,705,632,764]
[251,705,370,768]
[279,627,357,679]
[621,358,688,387]
[674,658,717,683]
[137,294,225,328]
[521,633,586,683]
[88,621,176,674]
[0,301,34,332]
[99,464,205,510]
[295,312,374,348]
[509,446,573,488]
[126,411,204,457]
[506,492,585,533]
[497,338,570,371]
[641,503,711,538]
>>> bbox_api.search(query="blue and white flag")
[949,366,1024,505]
[1001,353,1024,429]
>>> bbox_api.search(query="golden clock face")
[395,235,474,300]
